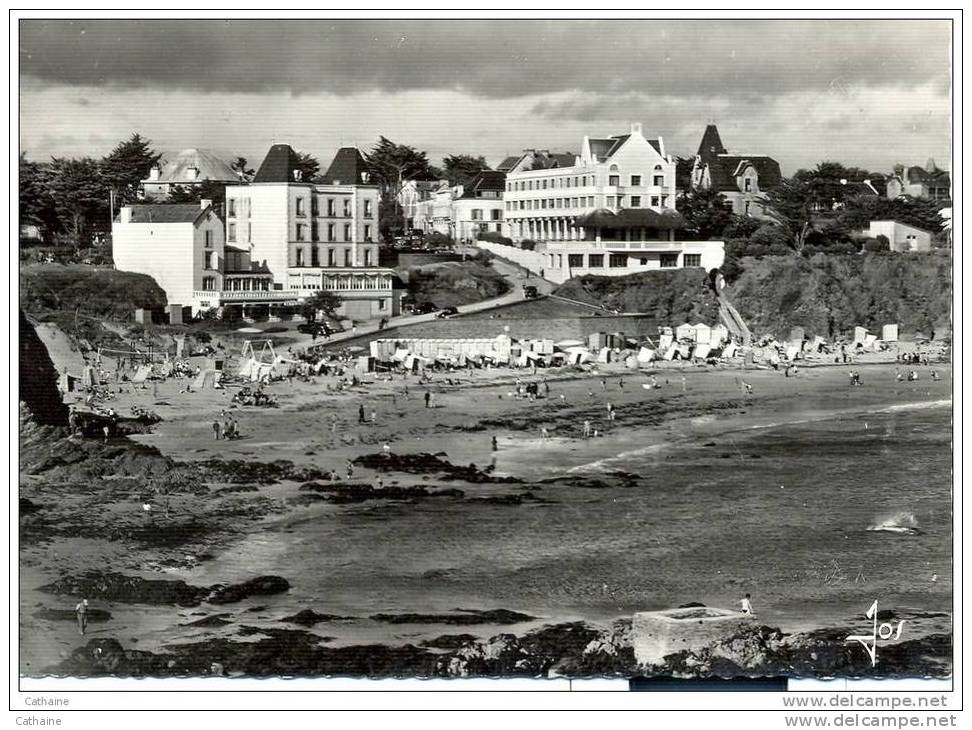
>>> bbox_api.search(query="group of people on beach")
[212,411,241,440]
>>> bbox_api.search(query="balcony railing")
[193,289,300,302]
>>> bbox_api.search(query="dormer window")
[186,166,199,181]
[744,178,753,192]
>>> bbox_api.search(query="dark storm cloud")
[20,19,950,101]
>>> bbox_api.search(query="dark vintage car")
[297,321,333,336]
[522,285,539,299]
[410,301,439,315]
[435,306,460,319]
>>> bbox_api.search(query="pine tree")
[101,133,162,205]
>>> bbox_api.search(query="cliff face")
[726,252,952,338]
[553,252,952,340]
[19,310,69,428]
[553,268,721,324]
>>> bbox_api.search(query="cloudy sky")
[20,19,952,175]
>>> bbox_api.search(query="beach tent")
[692,323,712,344]
[709,324,729,346]
[863,334,878,351]
[786,345,799,361]
[663,345,677,361]
[882,324,899,342]
[853,326,868,344]
[810,336,826,353]
[193,370,220,390]
[131,364,152,383]
[675,323,695,342]
[693,344,711,361]
[677,343,692,359]
[722,342,738,359]
[82,365,97,387]
[597,348,613,364]
[58,372,77,393]
[788,326,805,346]
[637,347,655,364]
[658,333,674,352]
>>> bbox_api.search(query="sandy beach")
[20,345,953,677]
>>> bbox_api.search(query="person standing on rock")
[75,598,89,636]
[346,460,354,478]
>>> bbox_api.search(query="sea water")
[182,402,952,643]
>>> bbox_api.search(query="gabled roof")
[697,124,727,161]
[588,138,616,162]
[496,155,523,173]
[320,147,372,185]
[123,204,210,224]
[458,170,506,198]
[151,148,238,184]
[253,144,305,183]
[705,155,782,192]
[905,166,950,187]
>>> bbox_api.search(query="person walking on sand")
[424,391,431,408]
[75,598,89,636]
[346,461,354,478]
[212,420,221,440]
[491,435,498,451]
[371,409,377,424]
[583,420,592,438]
[742,381,753,397]
[382,441,391,457]
[358,403,366,423]
[540,426,550,440]
[740,593,754,615]
[608,403,616,422]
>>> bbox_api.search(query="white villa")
[486,123,724,283]
[114,144,402,320]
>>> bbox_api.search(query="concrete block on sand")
[633,607,755,666]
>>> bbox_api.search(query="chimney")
[119,206,132,224]
[200,199,212,210]
[631,122,643,136]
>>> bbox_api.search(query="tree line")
[20,131,491,248]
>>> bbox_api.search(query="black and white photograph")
[13,11,960,717]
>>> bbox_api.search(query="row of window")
[507,167,667,192]
[506,194,670,212]
[291,276,390,291]
[294,222,373,243]
[470,209,503,221]
[293,247,374,267]
[562,253,701,269]
[227,197,374,219]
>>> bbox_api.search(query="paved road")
[268,250,556,351]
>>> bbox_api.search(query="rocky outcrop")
[19,311,68,428]
[37,571,291,608]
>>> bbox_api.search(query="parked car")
[523,285,539,299]
[297,321,333,336]
[411,301,438,315]
[435,306,460,319]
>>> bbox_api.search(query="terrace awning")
[576,208,688,230]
